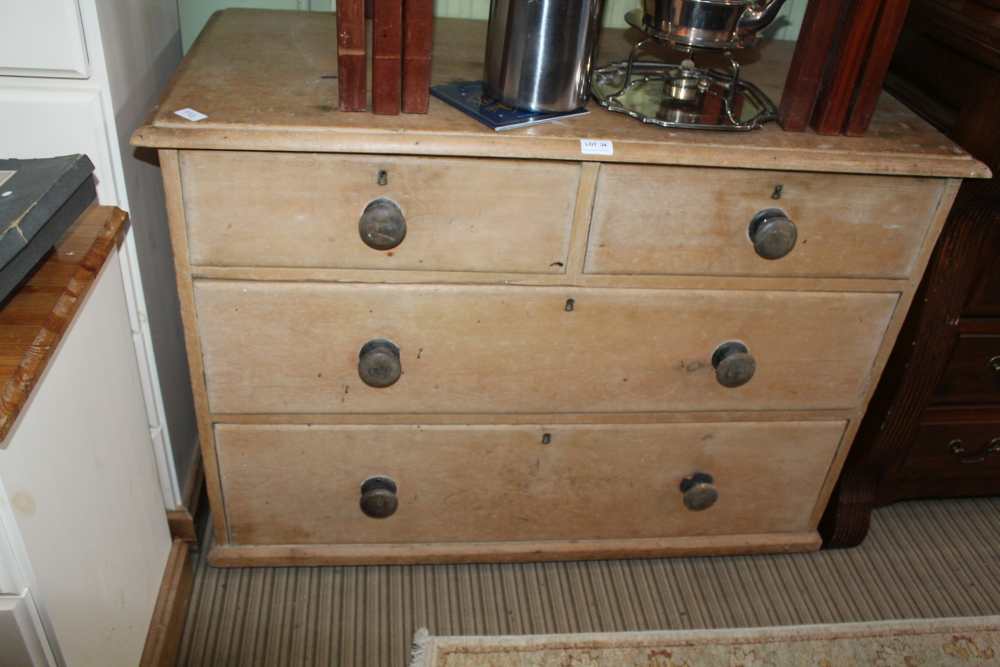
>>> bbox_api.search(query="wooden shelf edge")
[207,532,822,567]
[0,206,129,446]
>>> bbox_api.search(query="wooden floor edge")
[140,539,194,667]
[207,532,822,567]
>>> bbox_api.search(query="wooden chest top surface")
[133,9,989,179]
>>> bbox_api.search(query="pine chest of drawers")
[133,10,988,566]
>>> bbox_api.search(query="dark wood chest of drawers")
[822,0,1000,547]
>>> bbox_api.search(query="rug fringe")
[408,627,431,667]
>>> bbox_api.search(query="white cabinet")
[0,251,171,666]
[0,0,199,513]
[3,258,169,666]
[0,1,194,664]
[0,1,89,77]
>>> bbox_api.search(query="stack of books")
[336,0,433,115]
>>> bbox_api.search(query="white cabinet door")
[0,0,89,78]
[0,85,116,203]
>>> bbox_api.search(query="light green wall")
[180,0,322,52]
[180,0,805,53]
[422,0,807,39]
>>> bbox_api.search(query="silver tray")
[591,60,777,132]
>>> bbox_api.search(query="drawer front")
[967,265,1000,317]
[0,1,89,78]
[180,151,580,273]
[217,421,846,545]
[898,419,1000,483]
[586,165,943,278]
[195,282,897,414]
[934,335,1000,404]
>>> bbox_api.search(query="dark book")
[845,0,912,136]
[337,0,367,111]
[402,0,434,114]
[811,0,883,135]
[0,154,96,303]
[778,0,854,131]
[373,0,403,115]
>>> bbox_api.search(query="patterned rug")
[409,617,1000,666]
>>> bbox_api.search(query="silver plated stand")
[591,9,778,131]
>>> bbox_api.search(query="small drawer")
[216,421,846,546]
[934,335,1000,404]
[179,151,580,273]
[0,4,89,77]
[967,265,1000,317]
[585,164,944,278]
[194,281,897,415]
[898,418,1000,483]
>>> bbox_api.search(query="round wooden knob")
[749,208,797,260]
[360,476,398,518]
[359,198,406,251]
[358,339,401,388]
[712,341,756,388]
[680,472,718,511]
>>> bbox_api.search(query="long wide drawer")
[195,282,897,414]
[216,421,846,546]
[179,151,580,273]
[586,165,944,278]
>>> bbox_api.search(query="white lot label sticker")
[174,108,208,122]
[580,139,614,156]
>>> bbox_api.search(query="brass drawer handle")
[712,341,756,388]
[988,355,1000,374]
[358,339,402,388]
[949,438,1000,465]
[359,198,406,251]
[680,472,718,511]
[749,208,797,260]
[360,476,398,518]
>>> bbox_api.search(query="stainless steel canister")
[484,0,604,113]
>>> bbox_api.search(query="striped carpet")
[178,498,1000,666]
